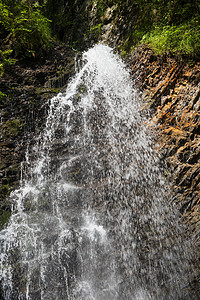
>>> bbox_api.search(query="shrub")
[0,0,51,61]
[142,19,200,56]
[0,49,16,75]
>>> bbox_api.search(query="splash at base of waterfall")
[0,44,198,300]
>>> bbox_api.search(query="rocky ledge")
[129,45,200,245]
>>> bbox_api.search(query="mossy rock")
[0,184,11,201]
[0,209,11,230]
[1,119,24,138]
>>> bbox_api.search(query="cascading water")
[0,44,198,300]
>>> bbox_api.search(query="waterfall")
[0,44,197,300]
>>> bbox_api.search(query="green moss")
[4,119,24,136]
[0,90,7,103]
[0,50,16,76]
[119,49,128,58]
[0,184,11,200]
[0,209,11,230]
[36,87,60,95]
[90,23,103,33]
[0,117,26,139]
[0,184,12,230]
[56,65,64,75]
[51,88,60,94]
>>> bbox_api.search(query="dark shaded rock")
[0,42,76,225]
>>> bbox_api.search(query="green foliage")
[12,4,51,55]
[90,0,110,17]
[0,1,11,30]
[142,20,200,56]
[110,0,200,57]
[0,49,16,75]
[90,23,103,40]
[0,91,7,98]
[120,49,128,58]
[0,0,51,64]
[90,23,103,32]
[1,0,200,62]
[0,91,7,108]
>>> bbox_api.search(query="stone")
[129,45,200,247]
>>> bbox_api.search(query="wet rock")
[0,42,75,223]
[129,44,200,246]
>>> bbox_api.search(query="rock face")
[1,41,200,244]
[0,43,75,229]
[128,45,200,245]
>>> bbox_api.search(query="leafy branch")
[0,0,52,75]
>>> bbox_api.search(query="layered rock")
[129,45,200,245]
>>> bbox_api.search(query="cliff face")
[89,1,200,247]
[0,10,200,300]
[0,43,75,229]
[0,0,200,245]
[128,45,200,245]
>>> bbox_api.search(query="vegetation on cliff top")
[101,0,200,57]
[0,0,200,73]
[0,0,51,74]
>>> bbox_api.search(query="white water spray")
[0,44,197,300]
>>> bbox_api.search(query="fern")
[0,0,51,62]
